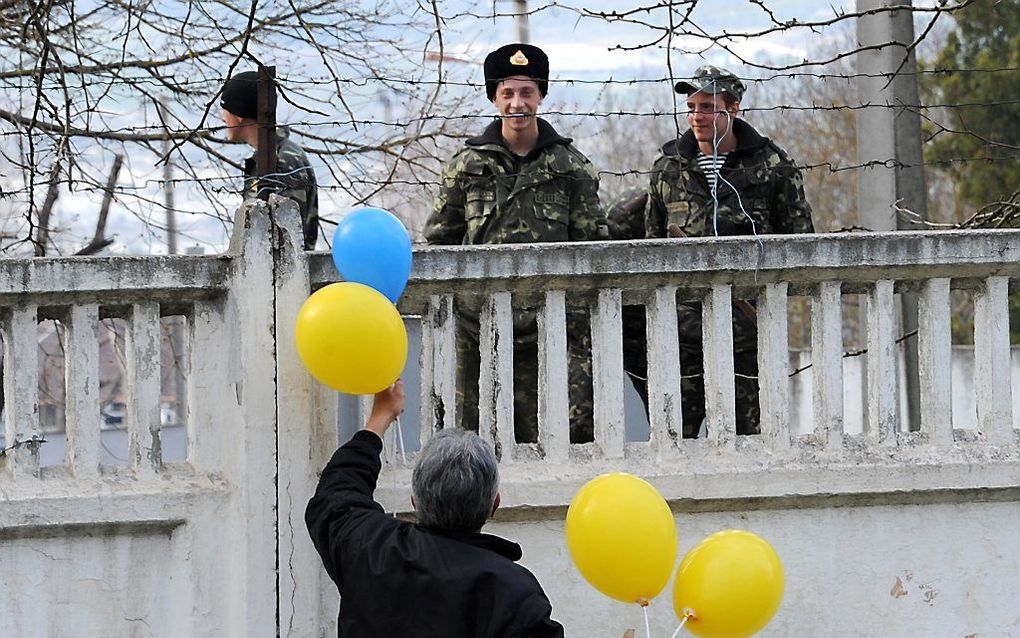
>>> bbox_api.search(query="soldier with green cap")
[424,43,608,444]
[220,71,319,250]
[638,65,814,438]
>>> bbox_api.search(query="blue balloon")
[332,207,412,303]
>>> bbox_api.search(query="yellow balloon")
[565,473,677,605]
[673,530,784,638]
[295,282,408,394]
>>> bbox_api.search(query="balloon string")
[668,612,692,638]
[642,604,651,638]
[395,415,407,465]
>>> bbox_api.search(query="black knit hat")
[220,71,262,120]
[483,43,549,101]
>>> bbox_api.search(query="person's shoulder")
[557,143,598,178]
[647,139,686,182]
[558,141,594,164]
[276,132,305,155]
[478,551,549,598]
[498,562,563,637]
[651,136,687,166]
[762,138,791,161]
[758,137,798,168]
[444,145,493,172]
[276,135,312,169]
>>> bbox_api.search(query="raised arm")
[304,382,405,588]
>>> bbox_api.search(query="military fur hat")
[483,43,549,101]
[220,71,262,120]
[674,65,746,102]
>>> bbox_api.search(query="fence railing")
[314,228,1020,510]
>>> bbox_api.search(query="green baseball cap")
[674,65,746,102]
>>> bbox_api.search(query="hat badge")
[510,50,529,66]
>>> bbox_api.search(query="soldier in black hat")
[423,43,608,444]
[220,71,319,249]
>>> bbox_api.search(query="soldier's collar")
[665,118,769,159]
[466,118,573,152]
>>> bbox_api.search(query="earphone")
[708,106,760,245]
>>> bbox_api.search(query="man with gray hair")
[305,381,564,637]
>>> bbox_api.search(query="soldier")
[220,71,319,249]
[424,43,607,444]
[644,65,813,437]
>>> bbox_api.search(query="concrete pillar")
[856,0,927,430]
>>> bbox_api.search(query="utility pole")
[157,98,178,255]
[855,0,926,432]
[157,97,185,429]
[513,0,529,43]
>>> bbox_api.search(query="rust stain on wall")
[890,576,908,598]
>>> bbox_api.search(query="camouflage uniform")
[643,117,813,437]
[424,118,607,443]
[243,127,319,250]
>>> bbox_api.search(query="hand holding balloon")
[365,380,405,437]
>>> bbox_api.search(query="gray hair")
[412,428,500,532]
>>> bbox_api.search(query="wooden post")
[256,65,277,200]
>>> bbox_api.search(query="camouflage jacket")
[424,118,607,245]
[644,118,813,239]
[243,127,319,249]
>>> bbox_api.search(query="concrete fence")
[2,197,1018,637]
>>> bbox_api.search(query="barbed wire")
[3,99,1018,145]
[7,63,1020,94]
[0,436,47,458]
[2,0,1014,254]
[2,148,1018,202]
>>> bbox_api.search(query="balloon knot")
[638,598,650,608]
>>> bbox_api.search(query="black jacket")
[306,430,565,638]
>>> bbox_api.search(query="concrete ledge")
[314,229,1020,307]
[0,254,232,302]
[0,474,229,529]
[0,518,186,541]
[375,455,1020,516]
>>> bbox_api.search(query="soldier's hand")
[622,630,636,638]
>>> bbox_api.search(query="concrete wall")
[3,199,1019,637]
[502,497,1020,637]
[0,201,296,638]
[367,225,1020,637]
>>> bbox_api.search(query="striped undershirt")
[696,151,729,192]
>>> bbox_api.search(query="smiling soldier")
[424,43,607,445]
[643,65,814,438]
